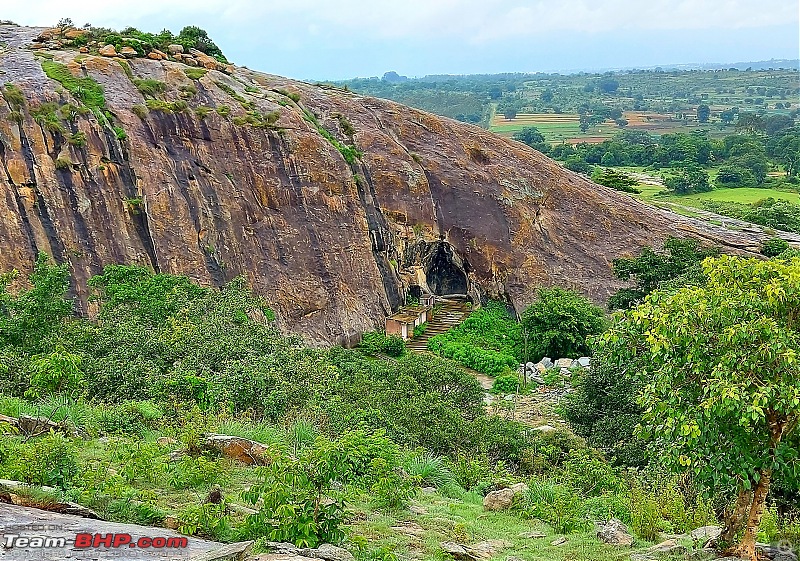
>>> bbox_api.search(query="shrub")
[194,106,211,119]
[492,374,519,394]
[133,79,167,98]
[179,84,198,97]
[96,401,163,435]
[518,479,591,534]
[520,428,586,474]
[178,502,231,540]
[359,331,405,357]
[131,104,148,119]
[14,433,79,489]
[167,455,224,490]
[183,68,208,80]
[215,105,230,117]
[239,439,346,547]
[68,131,87,147]
[520,288,605,361]
[404,452,455,489]
[113,126,126,141]
[2,83,25,108]
[562,448,622,497]
[761,237,790,257]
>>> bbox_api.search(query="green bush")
[761,237,790,257]
[404,452,455,489]
[492,374,519,394]
[184,68,208,80]
[359,331,405,357]
[13,433,79,489]
[520,288,605,361]
[133,79,167,98]
[518,479,591,534]
[178,502,231,540]
[96,401,163,435]
[427,302,520,375]
[562,448,622,497]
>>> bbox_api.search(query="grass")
[667,187,800,206]
[184,68,208,80]
[133,79,167,98]
[40,60,105,111]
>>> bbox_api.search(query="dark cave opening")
[425,242,468,296]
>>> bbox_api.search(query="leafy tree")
[736,112,766,135]
[609,237,719,310]
[696,103,710,123]
[603,256,800,560]
[597,77,619,94]
[540,89,554,102]
[579,113,590,133]
[520,288,605,361]
[26,347,83,399]
[512,126,549,153]
[0,253,73,352]
[500,104,518,120]
[768,129,800,176]
[176,26,227,62]
[663,164,710,194]
[590,167,640,193]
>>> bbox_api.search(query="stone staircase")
[405,299,471,353]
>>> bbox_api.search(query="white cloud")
[7,0,796,37]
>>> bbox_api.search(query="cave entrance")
[425,242,468,297]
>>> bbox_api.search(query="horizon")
[3,0,799,81]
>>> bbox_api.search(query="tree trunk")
[721,486,753,543]
[731,469,771,561]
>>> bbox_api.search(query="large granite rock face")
[0,25,769,343]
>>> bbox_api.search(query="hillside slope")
[0,24,766,343]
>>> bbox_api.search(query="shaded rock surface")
[597,518,634,546]
[0,503,232,560]
[0,25,774,343]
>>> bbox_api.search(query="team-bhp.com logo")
[4,532,188,549]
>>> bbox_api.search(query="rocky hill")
[0,24,768,344]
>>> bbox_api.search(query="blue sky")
[7,0,800,80]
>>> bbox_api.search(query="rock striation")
[0,24,771,343]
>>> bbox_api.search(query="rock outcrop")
[0,24,772,343]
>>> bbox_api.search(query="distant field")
[664,187,800,206]
[491,111,731,144]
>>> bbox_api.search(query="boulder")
[539,357,553,369]
[555,358,573,368]
[189,541,254,561]
[483,482,528,511]
[148,52,163,60]
[168,43,184,54]
[260,543,354,561]
[690,525,722,542]
[79,46,89,53]
[98,44,117,57]
[518,531,546,539]
[577,357,591,368]
[120,46,137,57]
[440,541,508,561]
[597,518,634,546]
[64,28,87,39]
[758,544,798,561]
[525,362,535,371]
[550,537,567,546]
[203,434,274,465]
[533,425,556,433]
[534,363,547,375]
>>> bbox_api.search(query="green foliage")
[216,105,231,117]
[133,79,167,98]
[520,288,605,361]
[512,126,549,153]
[302,109,363,165]
[40,60,105,111]
[609,237,719,310]
[7,433,79,489]
[131,104,148,119]
[605,255,800,554]
[96,401,163,435]
[26,347,83,399]
[113,126,126,141]
[88,25,226,62]
[404,452,455,489]
[701,197,800,233]
[520,428,587,474]
[178,502,231,540]
[761,237,790,257]
[2,83,25,108]
[412,323,427,337]
[359,331,405,357]
[562,346,647,467]
[239,439,347,547]
[0,252,72,353]
[168,455,224,490]
[68,131,87,147]
[663,164,711,194]
[492,374,519,394]
[184,68,208,80]
[427,302,520,375]
[517,479,591,534]
[590,167,641,194]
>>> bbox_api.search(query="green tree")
[768,129,800,176]
[0,253,73,352]
[176,26,227,62]
[579,113,590,133]
[26,347,84,399]
[603,255,800,561]
[696,104,710,123]
[590,168,640,193]
[520,288,605,361]
[663,165,710,194]
[512,126,548,153]
[609,237,719,310]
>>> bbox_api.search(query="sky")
[5,0,799,80]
